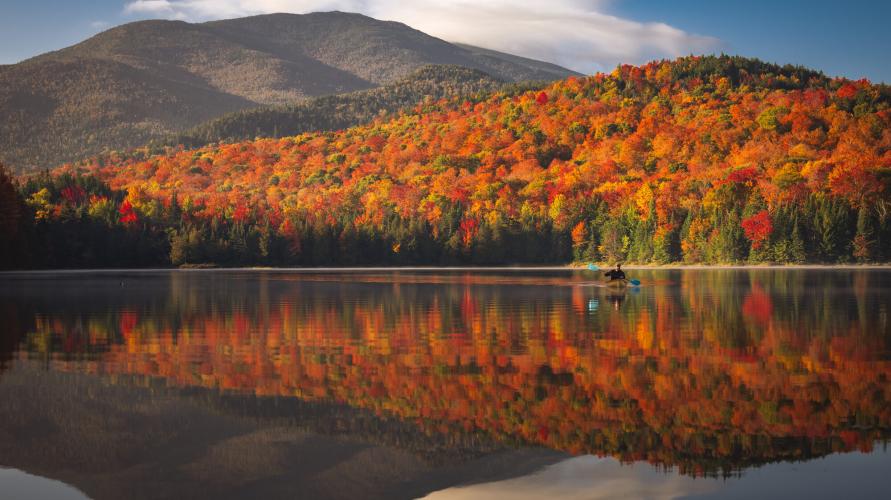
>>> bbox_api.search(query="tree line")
[2,163,887,269]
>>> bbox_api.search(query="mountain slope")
[155,65,529,150]
[204,13,578,84]
[9,55,887,268]
[0,57,256,175]
[0,12,579,173]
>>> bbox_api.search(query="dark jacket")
[604,269,626,280]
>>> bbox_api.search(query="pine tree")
[815,198,853,262]
[853,205,876,262]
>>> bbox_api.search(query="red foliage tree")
[741,210,773,249]
[459,218,479,247]
[119,200,138,224]
[836,83,858,99]
[60,185,86,204]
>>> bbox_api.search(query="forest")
[1,55,890,269]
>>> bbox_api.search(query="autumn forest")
[2,56,890,268]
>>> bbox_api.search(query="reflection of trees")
[9,270,891,476]
[0,302,26,377]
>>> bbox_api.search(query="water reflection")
[424,455,719,499]
[1,269,890,480]
[425,448,891,500]
[0,468,89,500]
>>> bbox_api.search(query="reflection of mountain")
[0,365,564,500]
[3,270,891,478]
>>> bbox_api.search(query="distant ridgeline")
[2,55,891,268]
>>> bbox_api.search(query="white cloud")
[124,0,189,19]
[90,20,112,29]
[121,0,720,73]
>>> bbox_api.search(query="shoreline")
[2,263,891,275]
[573,263,891,270]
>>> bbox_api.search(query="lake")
[0,268,889,499]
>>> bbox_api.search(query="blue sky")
[1,0,889,82]
[613,0,891,83]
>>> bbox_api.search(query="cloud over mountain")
[123,0,721,73]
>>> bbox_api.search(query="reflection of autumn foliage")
[741,285,773,325]
[19,274,891,476]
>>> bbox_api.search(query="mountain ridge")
[0,11,580,173]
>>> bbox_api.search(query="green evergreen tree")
[815,198,854,262]
[853,205,876,262]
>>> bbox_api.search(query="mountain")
[204,13,578,85]
[0,11,580,173]
[5,55,891,269]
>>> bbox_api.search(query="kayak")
[585,264,639,286]
[604,279,628,288]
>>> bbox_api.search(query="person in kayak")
[604,264,626,282]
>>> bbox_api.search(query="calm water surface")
[0,269,889,499]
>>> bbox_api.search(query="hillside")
[4,55,891,268]
[156,65,517,150]
[0,12,579,173]
[205,13,577,85]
